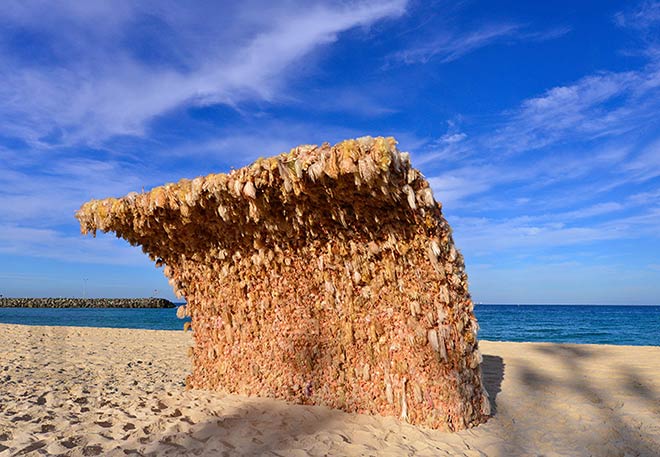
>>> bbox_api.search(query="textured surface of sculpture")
[76,137,490,430]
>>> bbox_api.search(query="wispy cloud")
[0,0,409,267]
[614,0,660,30]
[0,0,406,145]
[390,22,521,65]
[304,88,399,117]
[552,202,625,221]
[0,153,144,226]
[388,22,570,66]
[624,137,660,182]
[452,215,621,255]
[521,26,573,41]
[629,188,660,205]
[398,5,659,162]
[421,138,632,211]
[489,68,660,154]
[0,225,147,266]
[154,120,372,167]
[427,162,533,209]
[411,120,472,166]
[417,60,660,212]
[452,206,660,257]
[411,9,660,265]
[614,1,660,61]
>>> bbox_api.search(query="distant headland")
[0,298,176,308]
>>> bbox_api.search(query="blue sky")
[1,0,659,304]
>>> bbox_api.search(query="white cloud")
[155,120,370,166]
[0,155,144,226]
[629,188,660,205]
[521,26,573,41]
[491,69,660,154]
[0,0,410,265]
[440,132,467,144]
[410,120,471,166]
[452,215,614,254]
[0,225,147,266]
[614,0,660,30]
[427,164,526,209]
[391,22,520,65]
[423,143,630,210]
[0,0,407,145]
[624,137,660,182]
[428,174,489,210]
[389,21,571,66]
[416,48,660,214]
[553,202,625,220]
[450,209,659,257]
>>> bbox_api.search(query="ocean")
[474,304,659,346]
[0,304,658,346]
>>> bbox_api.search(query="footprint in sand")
[150,400,169,413]
[15,440,46,455]
[10,414,32,422]
[94,420,113,428]
[82,444,103,456]
[60,435,84,449]
[40,424,56,433]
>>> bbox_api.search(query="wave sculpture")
[76,137,490,430]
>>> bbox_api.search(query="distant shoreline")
[0,298,176,308]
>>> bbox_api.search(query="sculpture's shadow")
[116,399,351,456]
[109,356,506,456]
[481,354,505,415]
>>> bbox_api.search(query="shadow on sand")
[481,354,505,415]
[499,344,659,456]
[110,346,659,456]
[116,399,341,456]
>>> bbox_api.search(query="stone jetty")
[0,298,176,308]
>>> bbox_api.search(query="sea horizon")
[1,303,658,347]
[476,302,660,306]
[2,298,658,306]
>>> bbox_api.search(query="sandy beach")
[1,324,658,456]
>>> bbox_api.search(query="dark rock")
[0,298,176,308]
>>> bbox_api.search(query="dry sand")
[0,324,658,456]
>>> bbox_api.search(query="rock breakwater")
[0,298,176,308]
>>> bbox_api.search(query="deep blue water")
[0,306,190,331]
[474,305,660,346]
[0,304,658,346]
